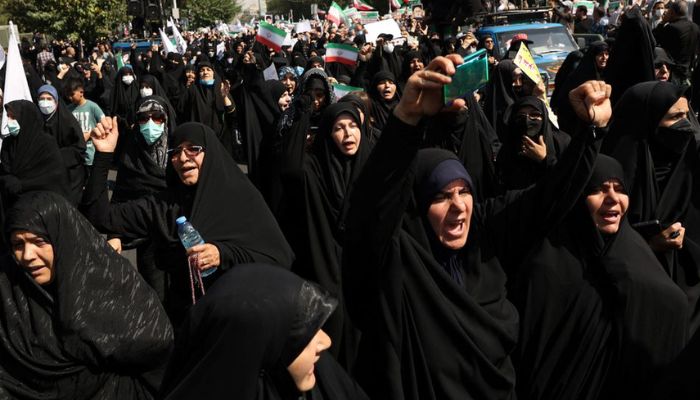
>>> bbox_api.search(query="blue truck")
[477,22,579,94]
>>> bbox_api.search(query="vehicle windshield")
[497,27,577,57]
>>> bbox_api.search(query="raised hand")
[90,116,120,153]
[393,54,466,126]
[568,80,612,128]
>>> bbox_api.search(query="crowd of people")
[1,0,700,398]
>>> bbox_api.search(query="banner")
[513,42,542,84]
[359,11,380,24]
[364,18,402,43]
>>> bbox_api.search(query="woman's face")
[409,58,424,73]
[185,70,196,82]
[331,114,362,156]
[278,91,292,111]
[376,79,396,101]
[585,179,629,235]
[307,87,326,112]
[595,50,609,70]
[282,74,297,94]
[10,231,55,286]
[658,97,690,128]
[170,140,206,186]
[656,63,671,81]
[484,37,495,50]
[199,66,214,80]
[426,179,473,250]
[287,329,332,392]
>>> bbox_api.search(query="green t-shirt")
[68,100,104,166]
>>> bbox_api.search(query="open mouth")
[600,210,620,223]
[445,218,466,237]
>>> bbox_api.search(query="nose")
[21,245,37,264]
[449,191,468,211]
[317,329,332,352]
[603,188,621,204]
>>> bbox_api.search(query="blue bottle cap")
[176,216,187,225]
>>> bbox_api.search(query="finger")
[445,53,464,68]
[523,136,536,146]
[111,117,119,132]
[444,98,466,112]
[538,135,546,145]
[416,69,452,85]
[425,56,457,76]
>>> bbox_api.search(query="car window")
[497,27,577,56]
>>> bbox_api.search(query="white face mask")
[38,99,57,115]
[383,43,395,53]
[654,9,665,18]
[122,75,135,85]
[140,87,153,98]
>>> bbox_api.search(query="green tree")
[1,0,128,42]
[185,0,241,27]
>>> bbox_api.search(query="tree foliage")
[1,0,128,42]
[185,0,242,27]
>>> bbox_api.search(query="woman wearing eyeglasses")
[83,118,294,326]
[496,96,571,190]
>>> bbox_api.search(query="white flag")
[170,18,188,55]
[159,29,177,55]
[263,63,278,81]
[0,44,5,70]
[1,22,33,148]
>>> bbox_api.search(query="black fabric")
[654,15,700,81]
[178,66,226,134]
[139,74,168,99]
[279,103,372,370]
[605,6,656,104]
[484,59,518,138]
[344,112,603,399]
[160,263,366,400]
[368,71,399,132]
[162,56,187,109]
[0,100,69,227]
[40,94,87,205]
[606,81,700,335]
[0,191,173,399]
[83,122,294,324]
[511,155,688,400]
[497,96,571,190]
[550,50,584,114]
[110,66,140,125]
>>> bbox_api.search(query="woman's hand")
[649,222,685,251]
[568,80,612,127]
[90,116,119,153]
[521,135,547,161]
[394,54,466,126]
[187,243,221,271]
[107,238,122,254]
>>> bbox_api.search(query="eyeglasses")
[516,112,544,121]
[169,145,205,159]
[431,188,471,204]
[137,113,166,125]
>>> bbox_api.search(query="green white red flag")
[257,21,286,52]
[325,43,359,65]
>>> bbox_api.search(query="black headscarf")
[159,263,348,400]
[139,74,168,99]
[606,81,700,334]
[368,71,400,131]
[338,93,381,144]
[511,154,688,400]
[484,59,519,137]
[38,85,87,205]
[0,191,173,399]
[497,96,571,190]
[112,95,176,203]
[605,5,656,104]
[0,100,68,204]
[550,49,584,114]
[110,66,140,125]
[180,62,226,134]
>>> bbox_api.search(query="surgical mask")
[383,43,394,53]
[122,75,135,85]
[655,118,695,154]
[139,119,165,145]
[7,120,20,136]
[140,87,153,97]
[654,9,665,18]
[227,57,234,63]
[200,79,215,86]
[208,51,215,57]
[38,99,57,115]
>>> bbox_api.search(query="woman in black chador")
[343,55,611,399]
[0,191,173,399]
[159,263,368,400]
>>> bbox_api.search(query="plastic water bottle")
[176,216,216,277]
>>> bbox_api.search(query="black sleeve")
[343,113,423,325]
[480,123,605,269]
[82,151,155,239]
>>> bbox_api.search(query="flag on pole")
[0,44,5,70]
[344,7,360,20]
[327,2,347,26]
[333,83,363,99]
[390,0,403,10]
[159,29,177,55]
[170,18,188,54]
[353,0,376,10]
[1,22,33,143]
[325,43,359,65]
[256,21,287,52]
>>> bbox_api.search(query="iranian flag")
[325,43,359,65]
[390,0,402,10]
[354,0,376,10]
[327,2,347,26]
[257,21,287,52]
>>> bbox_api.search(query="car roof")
[478,23,566,34]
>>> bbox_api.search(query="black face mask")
[514,115,543,138]
[655,118,695,154]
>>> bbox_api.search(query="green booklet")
[443,49,489,105]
